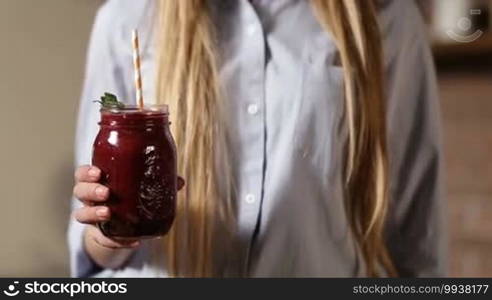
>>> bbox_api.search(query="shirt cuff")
[67,219,102,278]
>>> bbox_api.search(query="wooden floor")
[439,71,492,276]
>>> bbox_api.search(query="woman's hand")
[72,165,140,249]
[72,165,142,270]
[72,165,185,270]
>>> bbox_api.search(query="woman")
[69,0,446,277]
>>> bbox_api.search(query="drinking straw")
[132,29,144,109]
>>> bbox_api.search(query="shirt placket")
[236,0,266,275]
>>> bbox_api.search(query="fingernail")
[89,168,99,177]
[96,207,109,217]
[96,186,107,198]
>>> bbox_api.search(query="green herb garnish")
[94,92,125,109]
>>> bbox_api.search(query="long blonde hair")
[156,0,397,277]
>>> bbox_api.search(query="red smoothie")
[92,105,177,238]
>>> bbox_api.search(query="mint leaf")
[94,92,125,109]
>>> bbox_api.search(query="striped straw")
[132,29,144,109]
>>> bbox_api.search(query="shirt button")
[245,194,256,204]
[247,103,259,115]
[246,24,256,36]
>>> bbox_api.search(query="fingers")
[177,176,185,191]
[86,226,140,249]
[73,206,110,224]
[75,165,101,183]
[73,182,109,203]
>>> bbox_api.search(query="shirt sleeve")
[384,2,447,277]
[67,0,129,278]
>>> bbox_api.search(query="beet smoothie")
[92,105,177,238]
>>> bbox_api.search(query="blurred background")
[0,0,490,277]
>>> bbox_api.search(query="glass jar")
[92,105,177,238]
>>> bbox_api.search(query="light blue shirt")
[69,0,446,277]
